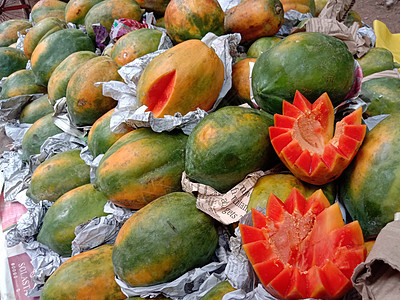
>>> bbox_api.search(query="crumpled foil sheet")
[218,0,241,12]
[0,93,44,122]
[277,10,313,36]
[52,97,91,138]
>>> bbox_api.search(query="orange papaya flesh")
[269,91,366,185]
[240,188,366,299]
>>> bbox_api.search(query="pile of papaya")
[1,0,400,298]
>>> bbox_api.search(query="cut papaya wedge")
[240,188,366,299]
[270,91,366,185]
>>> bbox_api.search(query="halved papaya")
[239,188,366,299]
[269,91,366,185]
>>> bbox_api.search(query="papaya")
[31,0,67,23]
[47,50,98,103]
[164,0,224,43]
[240,188,366,299]
[361,77,400,117]
[246,36,281,58]
[136,39,224,118]
[19,94,54,124]
[40,244,126,299]
[199,281,236,300]
[66,56,122,126]
[314,0,327,16]
[247,173,336,212]
[65,0,105,25]
[357,47,400,77]
[280,0,315,15]
[252,32,355,114]
[185,106,277,193]
[112,192,218,286]
[0,47,28,78]
[37,184,109,256]
[110,28,162,66]
[87,108,133,157]
[136,0,171,14]
[0,69,46,99]
[340,113,400,239]
[344,10,362,28]
[224,0,284,44]
[27,149,91,203]
[21,113,63,161]
[0,19,31,47]
[229,57,257,106]
[269,91,366,185]
[84,0,143,40]
[31,28,95,87]
[23,17,66,59]
[95,128,187,209]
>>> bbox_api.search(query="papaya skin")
[224,0,284,44]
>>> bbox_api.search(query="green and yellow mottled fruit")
[37,184,109,256]
[280,0,315,15]
[314,0,327,16]
[0,19,31,47]
[247,173,336,212]
[23,17,66,59]
[0,69,46,99]
[31,28,95,87]
[224,0,284,44]
[0,47,28,78]
[361,77,400,117]
[185,106,277,193]
[247,36,281,58]
[65,0,105,25]
[21,113,63,161]
[340,113,400,239]
[95,128,187,209]
[87,108,133,157]
[344,10,362,28]
[164,0,224,43]
[111,28,162,66]
[66,56,122,126]
[229,57,257,105]
[136,0,171,14]
[252,32,355,114]
[357,47,400,77]
[19,94,54,124]
[47,50,98,103]
[137,39,224,118]
[127,297,171,300]
[27,149,91,203]
[199,281,236,300]
[84,0,143,40]
[112,192,218,286]
[40,244,126,299]
[31,0,67,23]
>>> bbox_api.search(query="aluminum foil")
[358,23,376,47]
[218,0,241,11]
[1,123,31,202]
[52,97,91,138]
[277,10,313,36]
[28,132,87,173]
[0,93,44,122]
[105,32,240,135]
[16,32,25,51]
[71,215,121,256]
[103,200,135,223]
[6,192,52,247]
